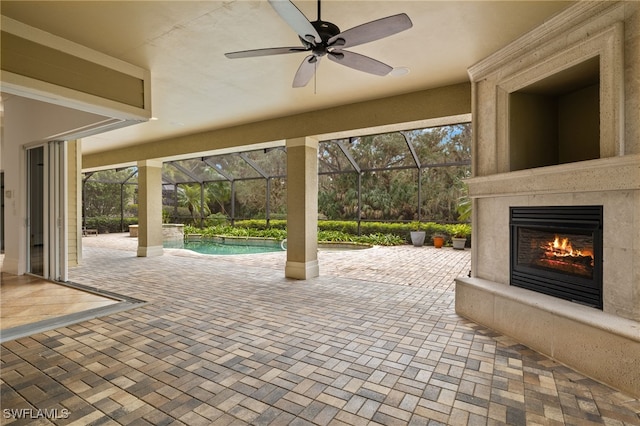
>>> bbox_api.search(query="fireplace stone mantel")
[466,154,640,197]
[456,1,640,398]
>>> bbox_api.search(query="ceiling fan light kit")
[224,0,412,88]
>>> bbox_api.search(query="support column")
[285,137,319,279]
[137,160,163,257]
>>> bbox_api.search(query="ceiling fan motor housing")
[312,20,340,41]
[304,20,340,57]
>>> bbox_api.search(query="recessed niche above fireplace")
[509,56,600,171]
[488,21,624,175]
[510,206,603,309]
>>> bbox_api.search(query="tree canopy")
[318,123,471,222]
[83,123,472,225]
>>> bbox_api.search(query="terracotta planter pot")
[433,236,445,248]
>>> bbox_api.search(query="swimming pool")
[165,239,284,255]
[165,237,371,255]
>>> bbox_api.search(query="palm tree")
[206,181,231,215]
[177,184,210,223]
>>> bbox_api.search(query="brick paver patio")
[1,233,639,425]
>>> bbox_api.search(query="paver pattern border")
[2,233,639,425]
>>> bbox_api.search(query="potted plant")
[432,234,445,248]
[410,222,426,247]
[450,224,470,250]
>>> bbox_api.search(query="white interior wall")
[1,96,114,274]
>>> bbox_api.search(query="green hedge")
[84,216,138,234]
[235,219,287,230]
[184,224,287,240]
[188,220,471,246]
[318,221,469,244]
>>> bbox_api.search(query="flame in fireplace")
[544,235,594,266]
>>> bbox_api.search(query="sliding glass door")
[26,142,67,281]
[27,146,45,276]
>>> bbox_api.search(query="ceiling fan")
[224,0,413,88]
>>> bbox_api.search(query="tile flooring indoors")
[1,233,639,425]
[2,274,118,330]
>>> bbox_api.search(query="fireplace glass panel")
[516,228,594,279]
[510,206,603,309]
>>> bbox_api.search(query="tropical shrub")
[185,220,469,246]
[204,213,229,227]
[448,223,471,239]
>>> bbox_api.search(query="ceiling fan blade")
[293,55,320,88]
[225,46,308,59]
[328,50,393,76]
[328,13,412,49]
[268,0,321,44]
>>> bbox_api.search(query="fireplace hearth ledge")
[455,277,640,398]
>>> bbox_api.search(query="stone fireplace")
[455,1,640,397]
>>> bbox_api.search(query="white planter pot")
[410,231,426,247]
[452,237,467,250]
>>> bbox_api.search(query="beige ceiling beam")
[1,16,151,136]
[83,82,470,169]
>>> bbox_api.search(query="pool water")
[164,240,284,255]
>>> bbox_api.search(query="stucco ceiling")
[1,1,574,156]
